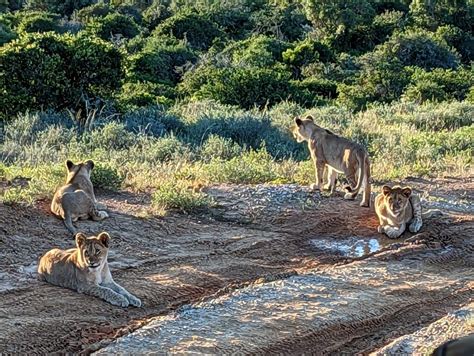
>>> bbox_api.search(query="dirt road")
[0,178,473,354]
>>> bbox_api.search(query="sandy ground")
[0,177,473,354]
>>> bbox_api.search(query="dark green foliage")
[126,38,197,84]
[76,3,113,23]
[180,66,293,109]
[290,78,337,104]
[436,25,474,64]
[153,11,222,50]
[0,33,122,119]
[220,35,289,67]
[88,13,140,40]
[403,68,474,103]
[116,81,175,110]
[17,11,59,33]
[26,0,95,16]
[90,164,123,190]
[382,30,460,70]
[250,2,310,41]
[0,19,16,44]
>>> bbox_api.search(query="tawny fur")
[37,232,141,307]
[293,115,371,207]
[375,185,423,239]
[51,159,108,235]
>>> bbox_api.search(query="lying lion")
[51,160,108,235]
[38,232,141,307]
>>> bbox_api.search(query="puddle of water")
[310,237,385,257]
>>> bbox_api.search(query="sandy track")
[0,181,473,354]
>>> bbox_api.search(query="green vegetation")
[0,0,472,211]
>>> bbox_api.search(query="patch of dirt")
[0,177,473,354]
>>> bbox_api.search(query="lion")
[293,115,371,207]
[51,160,108,235]
[38,232,141,307]
[375,185,440,239]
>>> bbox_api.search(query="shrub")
[26,0,95,16]
[88,13,140,40]
[142,1,171,30]
[153,11,222,50]
[90,164,124,190]
[250,2,310,41]
[0,21,16,45]
[402,68,473,103]
[283,39,334,68]
[88,122,135,150]
[126,39,196,85]
[290,78,337,106]
[381,30,460,70]
[219,35,289,68]
[209,6,253,39]
[0,33,123,119]
[17,12,59,33]
[180,65,293,109]
[116,81,175,110]
[152,180,211,213]
[199,134,242,162]
[76,3,113,23]
[435,25,474,64]
[144,135,189,162]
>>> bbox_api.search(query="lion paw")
[377,225,384,233]
[127,295,142,308]
[344,192,355,200]
[310,183,320,192]
[110,295,129,308]
[98,211,109,219]
[409,219,422,233]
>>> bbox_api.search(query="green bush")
[283,39,334,67]
[381,30,460,70]
[180,65,293,109]
[402,68,474,103]
[209,6,253,39]
[290,78,337,105]
[220,35,289,68]
[17,12,59,33]
[0,21,16,45]
[142,1,171,29]
[88,122,135,150]
[0,33,123,119]
[153,11,222,50]
[152,180,211,213]
[76,3,113,23]
[126,39,196,84]
[199,134,242,162]
[26,0,95,16]
[145,135,188,162]
[250,2,310,41]
[90,164,124,190]
[88,13,140,40]
[435,25,474,64]
[116,81,175,110]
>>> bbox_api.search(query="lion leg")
[343,173,357,200]
[324,167,337,195]
[101,281,141,307]
[408,194,423,233]
[310,160,325,192]
[90,207,109,221]
[63,213,77,235]
[79,285,129,307]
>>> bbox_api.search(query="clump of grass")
[90,164,124,191]
[151,180,212,214]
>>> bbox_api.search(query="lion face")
[293,115,315,142]
[382,185,412,216]
[75,232,109,270]
[65,159,94,181]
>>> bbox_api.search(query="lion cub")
[38,232,141,307]
[51,160,108,235]
[375,185,423,239]
[293,115,371,207]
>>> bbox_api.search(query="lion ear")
[97,232,110,248]
[402,186,412,198]
[75,232,87,248]
[85,160,95,170]
[305,115,314,122]
[382,185,392,196]
[294,117,303,126]
[66,160,74,170]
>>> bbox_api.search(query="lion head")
[382,185,412,216]
[75,232,110,270]
[293,115,316,143]
[65,159,94,184]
